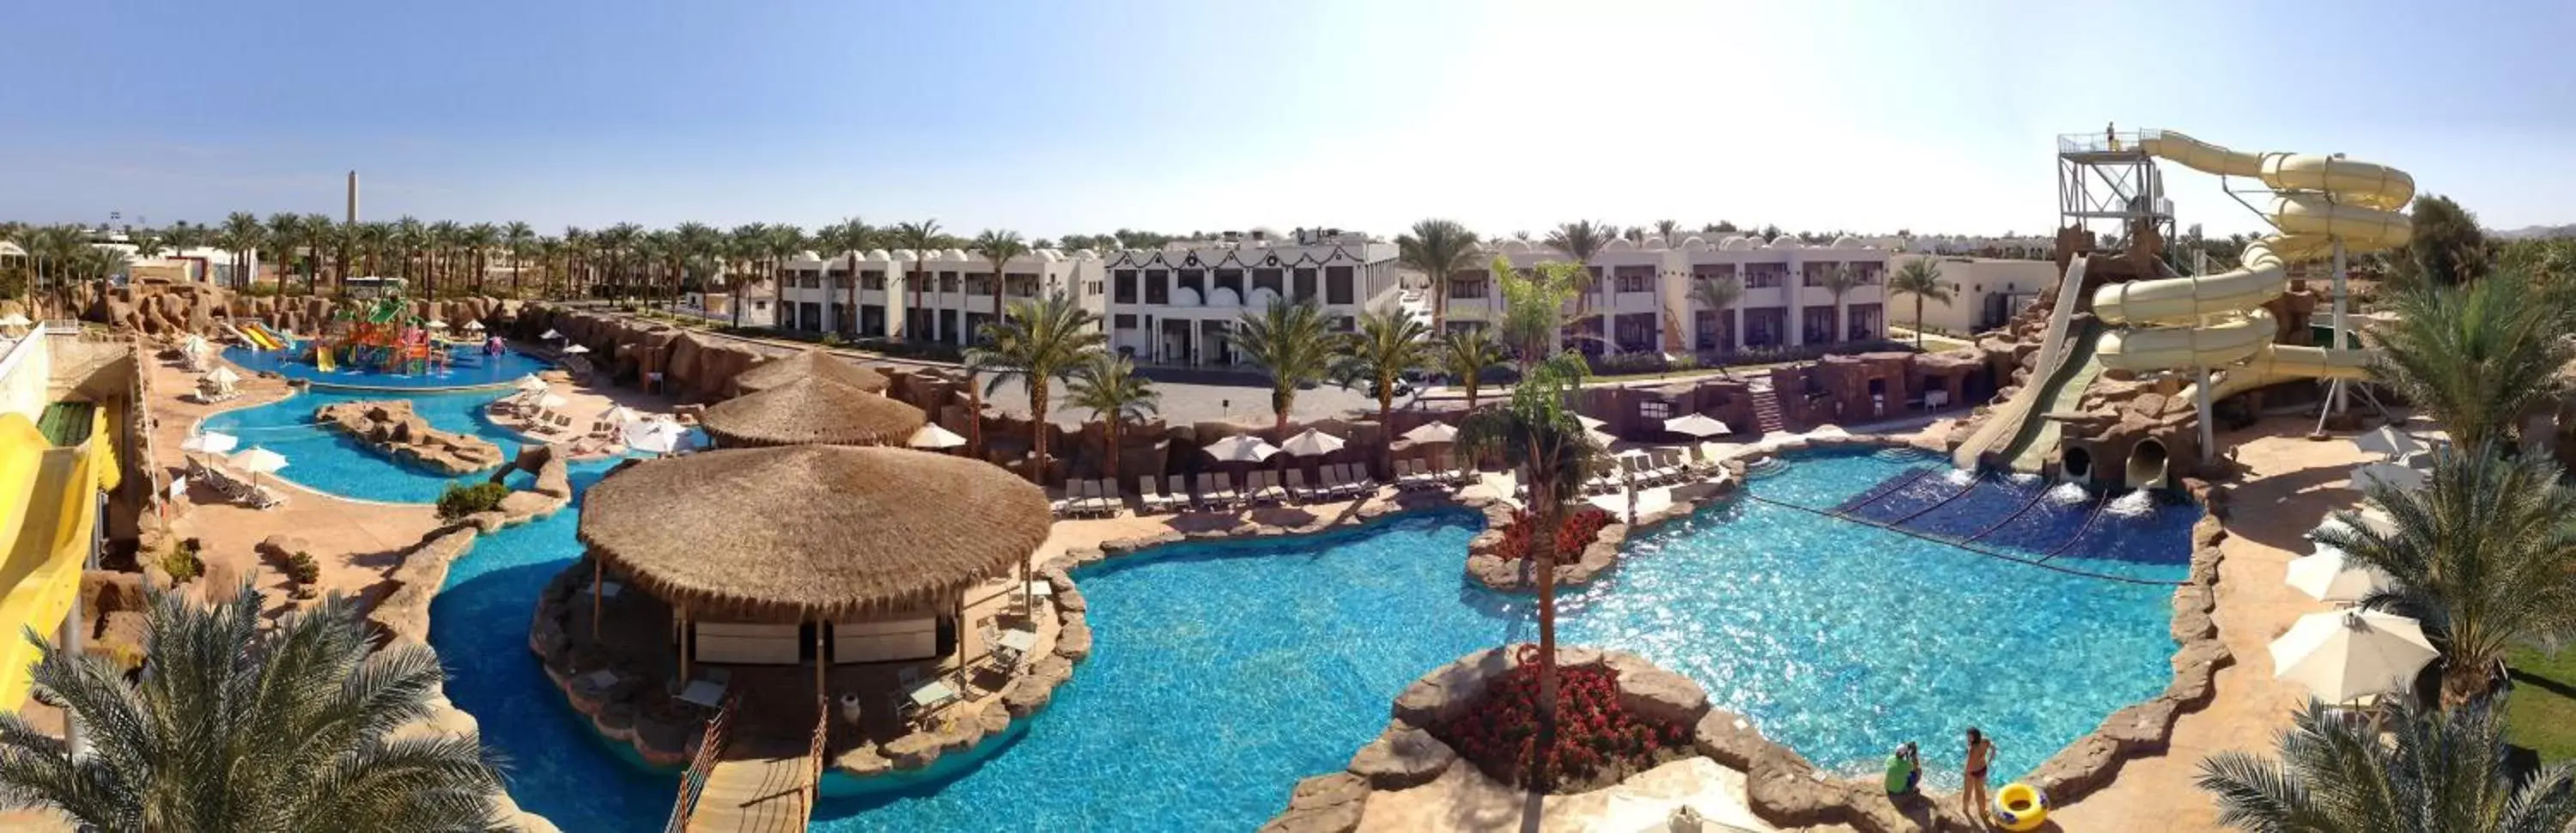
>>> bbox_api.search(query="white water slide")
[2094,131,2411,398]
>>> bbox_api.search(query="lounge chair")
[1137,476,1169,514]
[1321,464,1355,499]
[1090,479,1123,516]
[1168,474,1195,513]
[1051,484,1084,518]
[1191,472,1219,512]
[1285,468,1318,502]
[1345,463,1380,497]
[1253,471,1289,504]
[1209,471,1241,508]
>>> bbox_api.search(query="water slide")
[2094,131,2411,484]
[245,322,297,351]
[229,322,280,351]
[0,411,105,711]
[1951,255,2095,470]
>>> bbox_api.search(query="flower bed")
[1486,507,1613,562]
[1429,645,1692,793]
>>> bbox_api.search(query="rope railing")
[662,693,740,833]
[804,695,829,827]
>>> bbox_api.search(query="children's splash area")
[224,299,553,390]
[208,367,2195,833]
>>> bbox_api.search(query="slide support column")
[2196,367,2215,466]
[2330,237,2348,416]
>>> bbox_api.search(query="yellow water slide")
[0,410,106,710]
[2093,131,2412,399]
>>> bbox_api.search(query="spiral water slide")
[2095,131,2411,392]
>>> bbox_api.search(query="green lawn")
[2507,644,2576,760]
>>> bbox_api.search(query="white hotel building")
[769,228,1401,368]
[1437,234,1890,355]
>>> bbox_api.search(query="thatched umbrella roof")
[579,445,1050,621]
[700,375,927,448]
[734,349,889,394]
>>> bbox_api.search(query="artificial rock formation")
[314,399,507,475]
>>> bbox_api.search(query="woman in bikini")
[1961,727,1996,819]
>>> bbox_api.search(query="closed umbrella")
[908,423,968,450]
[230,447,289,489]
[2351,426,2427,461]
[1662,413,1731,438]
[2269,609,2439,705]
[1203,435,1279,463]
[180,431,239,454]
[622,419,691,455]
[1278,428,1346,457]
[2285,544,2395,604]
[2351,462,2425,493]
[1401,422,1458,444]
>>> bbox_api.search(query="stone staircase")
[1747,384,1787,434]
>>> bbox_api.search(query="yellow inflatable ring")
[1993,781,2049,831]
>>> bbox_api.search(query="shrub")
[284,550,322,599]
[1431,645,1690,790]
[161,538,204,583]
[819,332,848,348]
[435,482,510,521]
[1491,507,1613,562]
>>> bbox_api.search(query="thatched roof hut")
[699,375,927,448]
[733,349,889,395]
[578,444,1050,621]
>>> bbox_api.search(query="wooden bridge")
[666,696,829,833]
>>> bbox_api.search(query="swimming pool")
[227,395,2190,830]
[224,344,556,390]
[197,388,547,503]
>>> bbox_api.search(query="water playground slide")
[1952,255,2094,470]
[313,345,337,373]
[227,322,277,351]
[2094,131,2409,385]
[0,412,103,711]
[244,322,297,351]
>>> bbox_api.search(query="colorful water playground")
[226,297,545,390]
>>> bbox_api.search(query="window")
[1252,268,1285,298]
[965,274,994,296]
[1084,280,1103,296]
[1005,273,1037,297]
[1114,313,1138,329]
[1145,270,1170,305]
[1325,266,1355,305]
[939,272,960,293]
[1449,275,1489,300]
[861,271,885,290]
[1744,263,1788,289]
[1114,270,1139,303]
[1292,268,1318,302]
[1639,400,1670,420]
[1616,272,1651,294]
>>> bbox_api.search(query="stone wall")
[71,282,520,337]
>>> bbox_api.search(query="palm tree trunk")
[1103,418,1121,483]
[1529,472,1562,787]
[1913,296,1925,348]
[1030,384,1050,484]
[1379,387,1394,476]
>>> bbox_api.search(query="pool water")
[219,388,2190,830]
[197,388,549,503]
[224,344,556,390]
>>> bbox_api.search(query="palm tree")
[817,218,874,336]
[1652,219,1681,242]
[533,236,564,300]
[501,222,536,298]
[1545,221,1613,333]
[893,220,943,342]
[301,214,337,296]
[391,216,425,287]
[464,222,500,296]
[1439,325,1507,410]
[964,291,1105,482]
[972,229,1030,333]
[0,586,507,830]
[562,227,592,299]
[1229,299,1335,436]
[2196,697,2576,832]
[1493,256,1586,372]
[1332,306,1435,471]
[264,213,304,296]
[1814,263,1867,344]
[763,224,807,324]
[219,212,264,291]
[1455,349,1598,784]
[1686,275,1745,363]
[1886,258,1951,349]
[1062,351,1160,484]
[597,223,642,304]
[2371,277,2571,452]
[2312,444,2576,705]
[1397,219,1481,331]
[424,221,461,297]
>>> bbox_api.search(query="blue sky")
[7,0,2573,240]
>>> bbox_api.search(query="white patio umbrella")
[2269,609,2439,705]
[562,344,592,355]
[0,313,30,327]
[1278,428,1346,457]
[1662,413,1732,438]
[180,431,239,455]
[181,334,210,356]
[1584,429,1619,448]
[461,319,485,331]
[2285,544,2396,604]
[1400,422,1458,444]
[204,366,241,386]
[2351,425,2426,461]
[515,374,550,392]
[1577,415,1607,430]
[908,423,968,450]
[622,419,692,455]
[230,447,290,488]
[426,319,448,330]
[2313,507,2398,540]
[2351,461,2426,493]
[599,405,641,424]
[1203,435,1279,463]
[536,392,568,410]
[541,329,563,340]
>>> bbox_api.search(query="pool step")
[1741,457,1789,480]
[1870,447,1934,464]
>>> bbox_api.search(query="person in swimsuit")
[1961,727,1996,818]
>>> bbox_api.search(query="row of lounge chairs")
[1057,464,1418,518]
[1583,449,1715,494]
[185,456,286,509]
[1391,459,1475,490]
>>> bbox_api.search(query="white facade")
[769,247,1106,344]
[1881,254,2059,336]
[1098,229,1400,367]
[1437,234,1892,356]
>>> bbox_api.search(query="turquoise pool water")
[220,388,2189,830]
[197,388,541,503]
[224,344,555,390]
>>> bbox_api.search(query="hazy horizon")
[7,0,2571,240]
